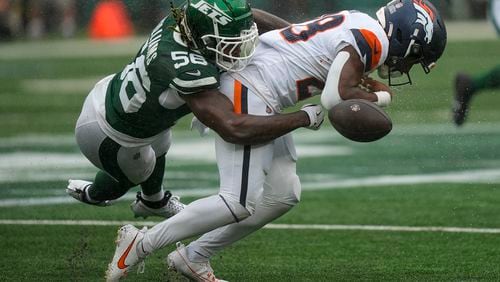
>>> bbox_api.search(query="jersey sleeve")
[170,65,220,94]
[338,12,389,74]
[147,44,221,95]
[349,28,385,73]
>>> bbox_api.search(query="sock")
[83,185,100,204]
[88,170,132,201]
[140,154,165,197]
[137,240,149,259]
[473,65,500,92]
[141,190,165,202]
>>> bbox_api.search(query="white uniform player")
[161,10,390,279]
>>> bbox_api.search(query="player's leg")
[453,65,500,125]
[165,80,295,281]
[139,128,272,253]
[183,133,301,263]
[68,93,135,205]
[117,78,271,281]
[131,130,186,218]
[70,92,159,204]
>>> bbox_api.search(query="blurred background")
[0,0,494,41]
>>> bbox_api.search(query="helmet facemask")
[380,40,428,86]
[181,0,259,72]
[202,22,259,72]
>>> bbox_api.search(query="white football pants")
[140,75,301,255]
[75,77,171,185]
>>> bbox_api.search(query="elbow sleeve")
[320,51,350,110]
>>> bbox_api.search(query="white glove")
[300,104,325,130]
[190,116,210,137]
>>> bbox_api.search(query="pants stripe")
[233,80,242,114]
[235,82,250,206]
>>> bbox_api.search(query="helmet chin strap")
[379,62,413,86]
[388,70,412,86]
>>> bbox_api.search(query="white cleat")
[66,179,113,206]
[167,242,227,282]
[130,191,186,218]
[105,224,147,281]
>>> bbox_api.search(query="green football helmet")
[182,0,259,71]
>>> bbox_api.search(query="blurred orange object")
[89,0,134,39]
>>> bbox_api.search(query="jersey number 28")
[280,14,345,43]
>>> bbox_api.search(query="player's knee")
[117,146,156,184]
[219,194,253,222]
[289,174,301,205]
[274,173,301,206]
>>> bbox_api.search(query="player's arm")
[251,8,291,34]
[321,45,393,110]
[181,89,314,145]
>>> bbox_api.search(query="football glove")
[190,116,210,137]
[300,104,325,130]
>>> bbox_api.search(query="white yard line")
[22,78,101,94]
[0,37,146,60]
[1,168,500,207]
[0,219,498,234]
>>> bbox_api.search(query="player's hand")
[300,104,324,130]
[361,77,394,97]
[190,116,210,137]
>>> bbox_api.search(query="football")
[328,99,392,142]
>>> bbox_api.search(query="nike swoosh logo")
[186,70,201,76]
[117,234,138,269]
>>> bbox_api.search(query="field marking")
[2,122,500,148]
[0,219,499,234]
[22,78,101,94]
[1,168,500,207]
[0,37,146,60]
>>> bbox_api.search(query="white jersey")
[230,10,389,112]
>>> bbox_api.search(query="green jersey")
[104,16,220,139]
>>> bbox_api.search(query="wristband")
[374,91,392,107]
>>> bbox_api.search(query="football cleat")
[167,242,227,282]
[66,179,113,206]
[452,73,475,126]
[130,191,186,219]
[105,224,147,282]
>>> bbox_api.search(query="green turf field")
[0,37,499,281]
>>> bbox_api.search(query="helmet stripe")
[412,0,435,21]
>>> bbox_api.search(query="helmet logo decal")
[191,0,233,26]
[413,1,434,44]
